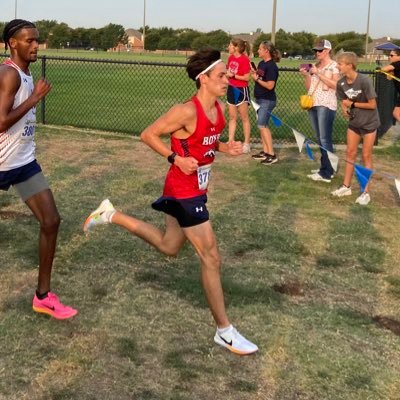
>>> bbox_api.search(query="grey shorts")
[14,172,49,202]
[349,126,377,136]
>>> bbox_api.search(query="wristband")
[167,152,177,164]
[351,101,356,109]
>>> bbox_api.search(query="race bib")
[20,119,36,142]
[197,163,212,190]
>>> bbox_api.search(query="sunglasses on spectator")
[314,49,324,53]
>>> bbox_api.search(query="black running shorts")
[151,194,209,228]
[227,85,250,106]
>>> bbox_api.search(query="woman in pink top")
[226,39,252,153]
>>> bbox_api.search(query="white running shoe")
[307,172,331,183]
[331,185,352,197]
[311,169,335,178]
[355,192,371,205]
[83,199,115,233]
[242,143,251,154]
[214,325,258,355]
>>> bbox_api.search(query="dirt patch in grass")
[373,315,400,336]
[0,210,31,219]
[272,281,305,296]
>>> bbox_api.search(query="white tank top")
[0,59,36,171]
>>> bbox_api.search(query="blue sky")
[4,0,399,39]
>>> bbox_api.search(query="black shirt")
[254,60,279,101]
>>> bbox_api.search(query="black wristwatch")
[167,152,177,164]
[351,101,356,109]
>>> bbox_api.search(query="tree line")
[1,20,399,56]
[0,20,127,51]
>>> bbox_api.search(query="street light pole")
[14,0,17,19]
[271,0,277,45]
[365,0,371,63]
[142,0,146,51]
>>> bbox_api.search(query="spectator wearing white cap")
[300,39,340,183]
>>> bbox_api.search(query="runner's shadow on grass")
[0,216,38,269]
[134,262,283,310]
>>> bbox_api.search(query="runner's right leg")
[94,206,187,257]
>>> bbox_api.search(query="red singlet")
[163,96,225,199]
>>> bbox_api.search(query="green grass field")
[38,49,379,71]
[1,126,399,399]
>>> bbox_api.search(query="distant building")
[125,29,144,51]
[109,29,144,53]
[367,36,397,63]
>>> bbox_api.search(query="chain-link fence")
[0,55,393,143]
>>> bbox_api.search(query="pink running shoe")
[32,291,78,320]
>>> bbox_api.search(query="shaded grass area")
[0,127,400,400]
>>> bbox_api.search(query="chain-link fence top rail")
[0,55,393,144]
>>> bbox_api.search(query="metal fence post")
[375,69,395,139]
[41,56,46,124]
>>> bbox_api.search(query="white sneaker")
[355,192,371,205]
[307,172,331,183]
[242,143,251,154]
[83,199,115,233]
[331,185,352,197]
[214,325,258,355]
[311,169,335,178]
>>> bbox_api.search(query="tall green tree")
[335,39,364,56]
[100,23,127,50]
[144,31,161,51]
[34,20,58,44]
[191,35,213,51]
[71,27,92,48]
[47,23,71,48]
[205,30,231,51]
[159,37,178,50]
[176,29,200,50]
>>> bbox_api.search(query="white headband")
[195,59,223,80]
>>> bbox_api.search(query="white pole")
[365,0,371,62]
[14,0,17,19]
[142,0,146,51]
[271,0,277,45]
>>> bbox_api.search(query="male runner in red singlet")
[0,20,77,319]
[84,49,258,355]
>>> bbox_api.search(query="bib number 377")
[197,164,212,190]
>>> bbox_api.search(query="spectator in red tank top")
[226,38,252,154]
